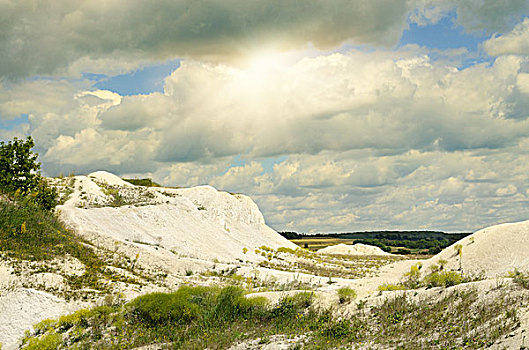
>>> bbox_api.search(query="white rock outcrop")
[59,171,296,262]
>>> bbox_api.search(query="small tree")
[0,136,40,194]
[0,136,57,210]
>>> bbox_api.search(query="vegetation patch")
[378,263,478,292]
[370,288,524,348]
[23,284,527,349]
[122,178,161,187]
[509,269,529,289]
[257,246,403,280]
[0,198,153,299]
[337,287,357,304]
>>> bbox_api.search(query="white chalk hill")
[426,220,529,277]
[59,171,296,263]
[318,243,392,256]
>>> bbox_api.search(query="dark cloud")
[0,0,411,79]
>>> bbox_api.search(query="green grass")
[0,199,148,298]
[23,286,339,349]
[378,265,467,292]
[370,289,522,349]
[0,199,102,265]
[378,283,406,292]
[24,284,526,349]
[424,271,464,288]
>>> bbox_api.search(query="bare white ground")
[423,220,529,277]
[0,289,87,350]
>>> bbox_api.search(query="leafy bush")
[0,136,57,209]
[508,269,529,289]
[129,290,201,325]
[24,331,62,350]
[0,136,40,194]
[211,286,268,322]
[337,287,357,304]
[30,178,58,210]
[378,283,406,292]
[271,292,313,318]
[402,263,422,289]
[128,285,268,327]
[424,271,463,288]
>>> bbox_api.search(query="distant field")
[290,237,355,250]
[284,230,470,256]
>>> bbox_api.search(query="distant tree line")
[279,230,471,254]
[352,238,454,254]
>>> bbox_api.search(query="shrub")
[337,287,357,304]
[33,319,55,335]
[378,284,406,292]
[508,269,529,289]
[272,292,313,318]
[424,271,463,288]
[128,290,201,325]
[24,331,62,350]
[211,286,266,322]
[57,309,92,331]
[0,136,57,209]
[30,178,58,210]
[128,285,268,327]
[402,263,422,289]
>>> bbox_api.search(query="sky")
[2,1,529,233]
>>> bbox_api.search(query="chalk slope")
[426,220,529,277]
[318,243,392,256]
[58,171,296,262]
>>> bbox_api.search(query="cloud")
[4,46,529,231]
[414,0,529,33]
[96,52,529,166]
[484,17,529,56]
[0,0,413,80]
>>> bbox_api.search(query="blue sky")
[399,12,489,51]
[91,59,181,96]
[2,1,529,232]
